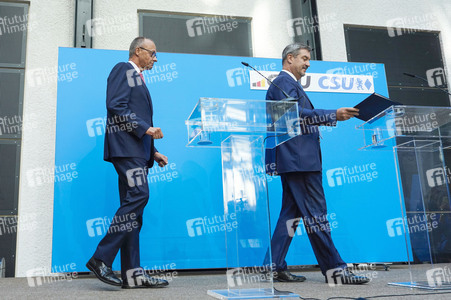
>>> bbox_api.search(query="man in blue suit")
[87,37,169,289]
[266,43,369,284]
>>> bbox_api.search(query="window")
[139,11,252,56]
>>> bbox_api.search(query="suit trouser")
[93,157,149,281]
[270,171,346,275]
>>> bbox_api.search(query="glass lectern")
[186,98,301,299]
[357,105,451,290]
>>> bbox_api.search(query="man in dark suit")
[87,37,169,289]
[266,43,369,284]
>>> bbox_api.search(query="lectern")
[186,98,301,299]
[357,105,451,290]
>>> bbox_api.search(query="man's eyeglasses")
[139,47,157,58]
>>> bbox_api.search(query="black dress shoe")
[122,272,169,289]
[274,270,306,282]
[325,268,370,285]
[86,257,122,286]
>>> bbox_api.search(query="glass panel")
[357,105,451,289]
[187,99,300,298]
[391,140,451,289]
[357,105,451,150]
[186,98,300,149]
[221,135,273,292]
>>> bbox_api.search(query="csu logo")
[226,68,246,87]
[386,218,404,237]
[126,167,148,187]
[326,168,344,187]
[186,218,204,237]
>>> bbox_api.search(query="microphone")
[403,72,451,96]
[402,72,416,78]
[241,62,296,101]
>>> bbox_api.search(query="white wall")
[16,0,293,277]
[16,0,75,277]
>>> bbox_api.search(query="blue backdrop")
[53,47,408,271]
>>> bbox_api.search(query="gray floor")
[1,264,451,300]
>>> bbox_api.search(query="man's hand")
[336,107,359,121]
[146,127,163,139]
[154,152,168,167]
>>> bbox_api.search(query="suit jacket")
[266,71,336,174]
[104,62,157,168]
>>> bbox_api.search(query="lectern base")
[207,288,300,299]
[388,282,451,290]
